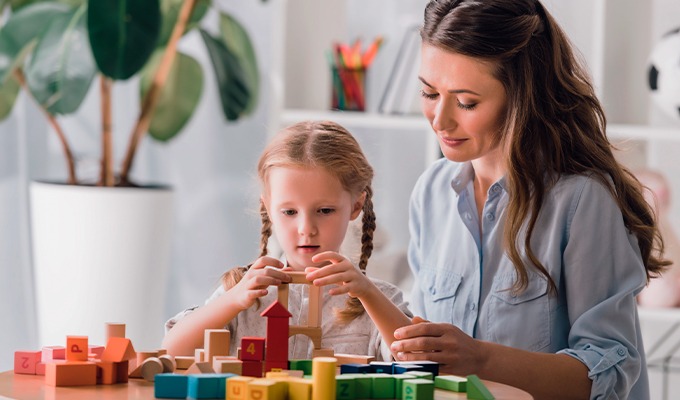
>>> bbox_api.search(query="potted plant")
[0,0,264,348]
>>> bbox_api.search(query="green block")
[466,375,495,400]
[289,359,313,375]
[393,374,416,395]
[435,375,467,392]
[405,371,433,381]
[342,373,372,398]
[336,375,356,400]
[402,378,435,400]
[370,373,395,399]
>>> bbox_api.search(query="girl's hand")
[229,256,290,310]
[305,251,374,298]
[390,318,486,376]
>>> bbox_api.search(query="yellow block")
[227,376,253,400]
[312,357,337,400]
[288,377,313,400]
[247,379,287,400]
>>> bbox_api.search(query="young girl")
[162,120,412,361]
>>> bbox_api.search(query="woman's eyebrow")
[418,76,480,95]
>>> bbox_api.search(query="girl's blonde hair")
[222,120,376,322]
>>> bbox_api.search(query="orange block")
[96,361,117,385]
[66,336,88,361]
[106,322,126,341]
[116,360,129,383]
[45,361,97,386]
[14,350,42,374]
[101,337,136,362]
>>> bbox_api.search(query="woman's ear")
[350,191,367,220]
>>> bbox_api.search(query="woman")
[390,1,669,399]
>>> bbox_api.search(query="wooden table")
[0,370,532,399]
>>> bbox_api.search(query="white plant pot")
[29,182,174,350]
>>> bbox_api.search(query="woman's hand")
[391,317,487,376]
[305,251,374,298]
[229,256,291,310]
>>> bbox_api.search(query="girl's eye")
[281,209,296,216]
[457,100,477,110]
[318,208,334,215]
[419,89,438,100]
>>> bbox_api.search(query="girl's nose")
[298,215,318,236]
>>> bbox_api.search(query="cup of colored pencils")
[328,36,383,112]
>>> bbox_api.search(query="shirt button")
[617,348,626,356]
[493,185,501,193]
[465,213,472,221]
[470,303,476,310]
[486,213,494,221]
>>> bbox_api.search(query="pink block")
[14,350,42,375]
[42,346,66,362]
[36,362,46,376]
[89,345,105,359]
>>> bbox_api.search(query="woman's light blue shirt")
[408,158,649,399]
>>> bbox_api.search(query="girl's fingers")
[311,251,345,264]
[250,256,285,270]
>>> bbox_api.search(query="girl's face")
[264,166,364,270]
[419,43,507,166]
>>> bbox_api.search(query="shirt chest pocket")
[488,273,550,352]
[419,268,463,324]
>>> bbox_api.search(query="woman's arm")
[162,257,290,355]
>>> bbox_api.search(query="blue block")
[187,373,236,399]
[393,364,425,374]
[340,363,373,374]
[395,360,439,376]
[154,373,188,399]
[369,361,394,374]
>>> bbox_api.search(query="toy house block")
[371,373,396,399]
[195,348,205,362]
[369,361,394,374]
[88,345,105,359]
[185,361,215,375]
[226,376,254,399]
[175,355,195,370]
[340,363,373,374]
[45,361,97,386]
[395,360,439,376]
[116,360,130,383]
[247,378,287,400]
[204,329,231,361]
[187,373,236,399]
[95,360,117,385]
[435,375,467,392]
[287,377,313,400]
[336,374,356,400]
[393,364,425,374]
[240,337,265,361]
[140,357,164,382]
[312,357,337,400]
[466,375,495,400]
[241,360,263,377]
[101,337,136,362]
[42,346,66,361]
[334,354,376,364]
[213,357,243,374]
[311,348,334,358]
[154,373,188,399]
[66,336,89,361]
[14,350,42,374]
[159,354,177,373]
[106,323,126,341]
[341,373,373,398]
[403,378,435,400]
[261,301,292,363]
[289,359,313,375]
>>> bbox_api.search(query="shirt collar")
[449,161,508,195]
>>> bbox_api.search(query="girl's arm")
[306,251,412,356]
[162,257,290,355]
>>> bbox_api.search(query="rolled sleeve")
[559,344,633,400]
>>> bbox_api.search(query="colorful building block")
[241,360,263,377]
[101,337,136,362]
[154,373,188,399]
[435,375,467,392]
[41,346,65,361]
[226,375,254,400]
[247,378,287,399]
[403,378,435,400]
[340,363,373,374]
[393,364,425,374]
[13,350,42,375]
[312,357,336,400]
[240,337,265,361]
[261,301,292,364]
[466,374,495,400]
[204,329,231,362]
[95,360,117,385]
[336,374,356,400]
[289,359,313,375]
[369,361,394,374]
[371,373,396,399]
[66,336,88,361]
[213,357,243,374]
[187,373,236,399]
[175,355,194,370]
[287,377,313,400]
[45,361,97,386]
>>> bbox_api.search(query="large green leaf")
[199,28,249,121]
[219,12,259,116]
[140,49,203,142]
[0,74,20,120]
[88,0,161,80]
[25,4,96,114]
[0,2,72,82]
[157,0,210,47]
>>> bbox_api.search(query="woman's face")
[419,43,508,164]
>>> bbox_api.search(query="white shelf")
[607,124,680,142]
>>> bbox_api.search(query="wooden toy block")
[394,364,425,374]
[289,359,313,375]
[42,346,66,361]
[289,326,322,349]
[185,361,215,375]
[285,271,310,284]
[393,374,418,396]
[265,371,291,379]
[247,378,287,399]
[13,350,41,374]
[308,285,321,327]
[136,351,159,366]
[341,373,372,398]
[116,360,130,383]
[88,345,105,359]
[435,375,467,392]
[277,283,289,305]
[261,301,292,363]
[241,337,265,361]
[36,362,46,376]
[157,349,168,356]
[371,373,396,399]
[204,329,231,361]
[265,360,289,373]
[312,357,337,400]
[281,369,304,378]
[241,360,263,377]
[369,361,394,374]
[213,358,243,374]
[311,348,334,358]
[336,374,355,400]
[101,337,136,362]
[106,322,126,341]
[226,375,254,399]
[95,360,117,384]
[395,360,439,376]
[340,363,373,374]
[194,348,205,362]
[154,373,188,399]
[187,373,236,399]
[287,377,313,400]
[404,370,434,381]
[334,353,375,364]
[466,374,495,400]
[129,363,144,379]
[141,357,164,382]
[175,355,194,370]
[159,354,177,373]
[66,336,89,361]
[45,361,97,386]
[403,378,435,400]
